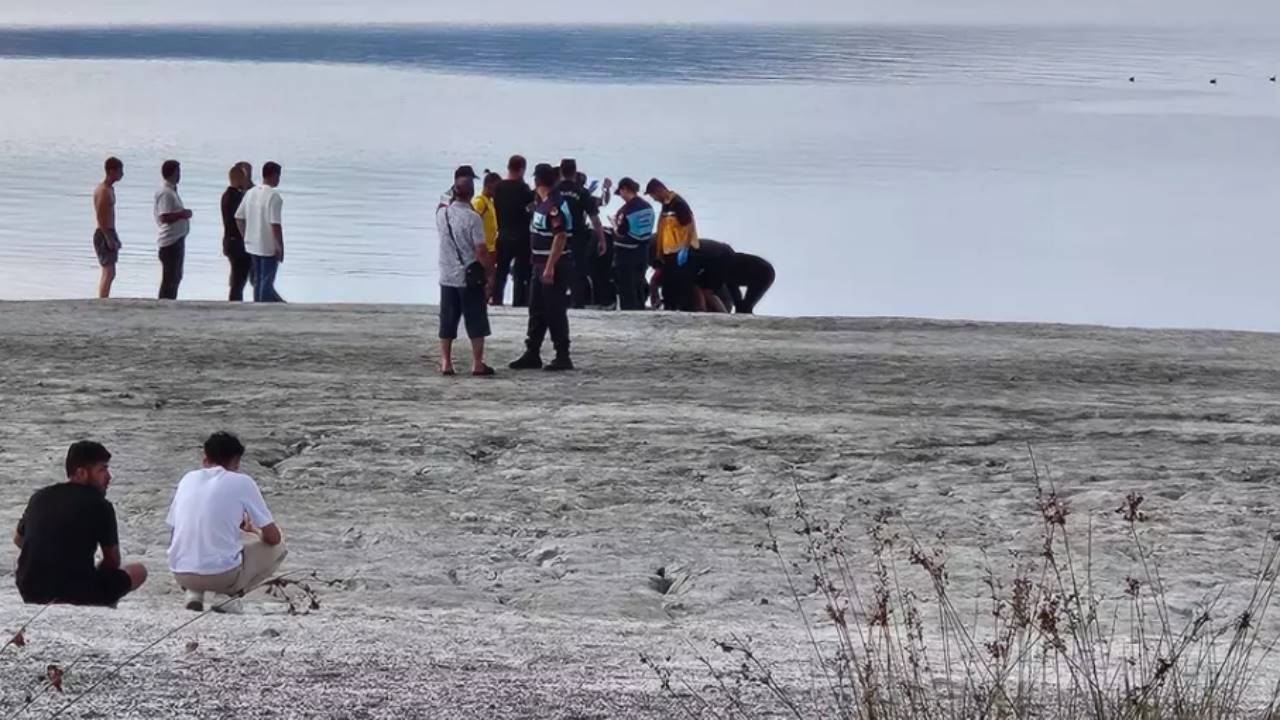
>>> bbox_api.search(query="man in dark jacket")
[221,165,252,301]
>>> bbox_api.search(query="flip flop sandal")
[472,365,496,377]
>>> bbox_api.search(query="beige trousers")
[174,531,288,596]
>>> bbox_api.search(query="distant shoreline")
[2,298,1275,337]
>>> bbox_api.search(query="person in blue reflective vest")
[509,164,576,371]
[610,177,656,311]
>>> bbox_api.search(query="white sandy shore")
[2,301,1280,717]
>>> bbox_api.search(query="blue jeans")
[251,255,284,303]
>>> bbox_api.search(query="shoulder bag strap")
[442,204,470,266]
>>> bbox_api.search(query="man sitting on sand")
[167,432,287,614]
[14,441,148,606]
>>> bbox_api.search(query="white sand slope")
[1,301,1279,717]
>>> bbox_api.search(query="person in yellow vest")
[473,172,500,301]
[645,178,701,311]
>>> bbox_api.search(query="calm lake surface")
[0,24,1278,327]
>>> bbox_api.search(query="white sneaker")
[212,595,244,615]
[184,590,205,612]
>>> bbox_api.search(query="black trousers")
[591,233,616,307]
[568,233,593,308]
[727,254,776,314]
[227,248,252,302]
[158,238,186,300]
[614,245,649,311]
[494,230,531,307]
[525,257,572,359]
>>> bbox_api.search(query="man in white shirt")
[153,159,193,300]
[167,432,287,613]
[235,161,286,303]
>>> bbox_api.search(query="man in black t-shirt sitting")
[13,441,148,606]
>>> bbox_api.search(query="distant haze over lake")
[1,23,1279,329]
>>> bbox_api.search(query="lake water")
[1,24,1279,328]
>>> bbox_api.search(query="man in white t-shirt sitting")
[235,161,286,303]
[167,432,287,613]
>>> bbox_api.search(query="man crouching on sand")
[167,432,287,614]
[14,441,148,606]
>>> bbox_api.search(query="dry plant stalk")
[644,460,1280,720]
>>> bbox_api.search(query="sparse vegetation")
[644,453,1280,719]
[0,570,337,718]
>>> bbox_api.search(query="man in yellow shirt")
[472,173,500,302]
[473,172,500,254]
[645,178,701,311]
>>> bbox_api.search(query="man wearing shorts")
[436,177,495,376]
[92,157,125,299]
[14,441,148,606]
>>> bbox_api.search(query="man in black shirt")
[14,441,148,606]
[691,238,736,313]
[222,165,252,302]
[492,154,536,307]
[555,159,606,309]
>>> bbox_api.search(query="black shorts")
[93,229,120,267]
[439,284,491,340]
[19,567,133,607]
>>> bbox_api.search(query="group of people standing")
[92,157,288,303]
[433,155,777,376]
[14,434,287,614]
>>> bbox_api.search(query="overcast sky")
[1,0,1277,26]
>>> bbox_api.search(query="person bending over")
[690,238,737,313]
[725,253,776,314]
